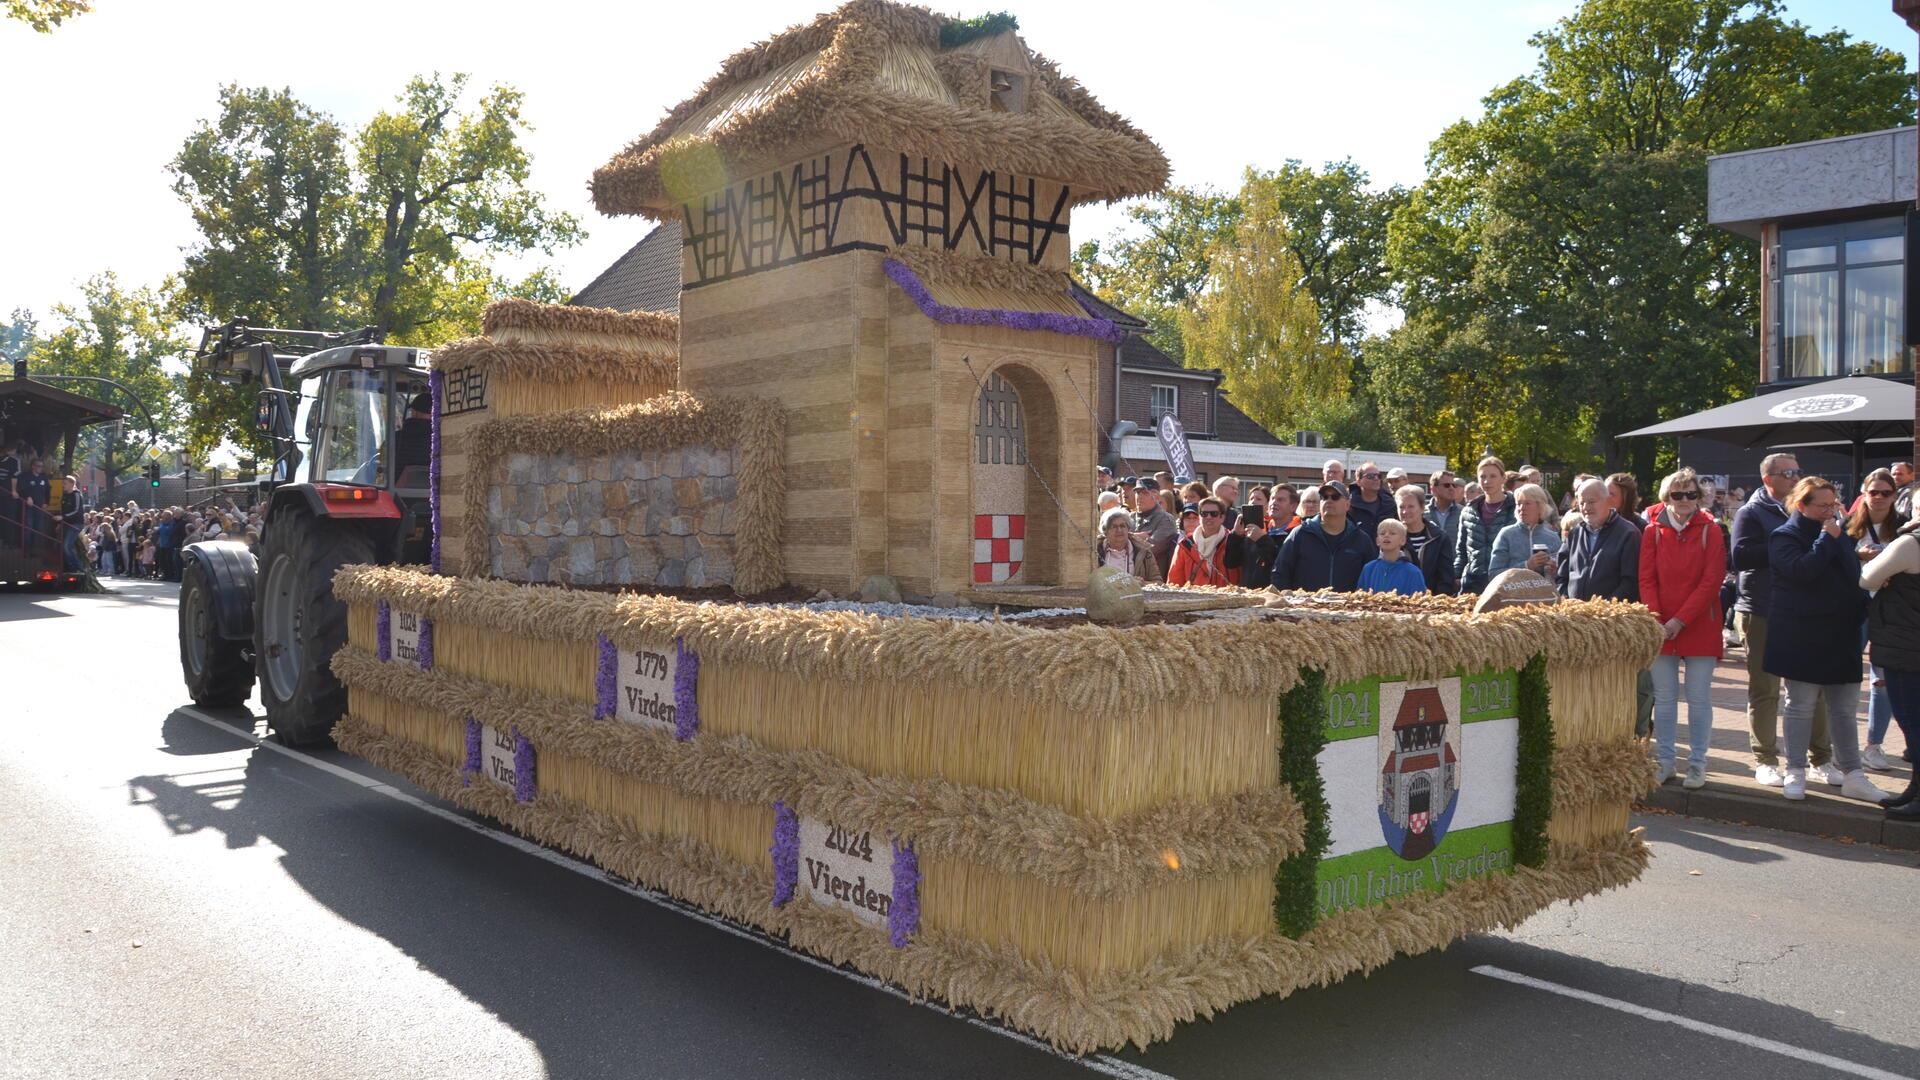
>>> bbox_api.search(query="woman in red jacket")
[1169,498,1239,587]
[1639,467,1726,789]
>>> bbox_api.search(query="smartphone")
[1240,504,1265,531]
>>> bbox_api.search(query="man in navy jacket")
[1273,481,1376,592]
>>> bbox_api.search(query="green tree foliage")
[1242,162,1407,350]
[1074,187,1239,362]
[1382,0,1914,475]
[169,74,582,455]
[25,274,186,484]
[1179,184,1352,437]
[3,0,89,32]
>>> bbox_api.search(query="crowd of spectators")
[1094,452,1917,816]
[75,501,261,580]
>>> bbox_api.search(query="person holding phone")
[1489,484,1561,578]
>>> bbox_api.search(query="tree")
[170,74,583,452]
[4,0,88,32]
[1073,187,1238,362]
[1240,162,1407,349]
[1387,0,1913,477]
[1178,183,1352,436]
[26,274,186,486]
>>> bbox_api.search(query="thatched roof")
[592,1,1168,219]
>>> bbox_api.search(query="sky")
[0,0,1914,330]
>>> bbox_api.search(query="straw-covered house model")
[587,0,1169,596]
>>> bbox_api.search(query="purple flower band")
[594,634,618,720]
[416,617,433,671]
[428,367,443,573]
[882,258,1126,344]
[674,637,700,741]
[376,602,392,662]
[889,839,919,948]
[771,802,799,907]
[513,730,537,804]
[463,717,482,786]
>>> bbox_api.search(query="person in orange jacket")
[1169,497,1239,587]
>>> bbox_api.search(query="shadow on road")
[124,707,1083,1080]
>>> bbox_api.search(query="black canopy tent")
[1620,374,1914,489]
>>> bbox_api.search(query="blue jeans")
[1867,666,1894,746]
[1782,679,1862,773]
[1652,654,1716,769]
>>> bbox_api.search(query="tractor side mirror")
[255,393,275,436]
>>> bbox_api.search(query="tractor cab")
[285,345,434,502]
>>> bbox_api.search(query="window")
[1778,217,1906,380]
[1150,384,1178,421]
[989,69,1027,113]
[318,368,389,484]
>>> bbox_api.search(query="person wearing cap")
[1273,481,1376,592]
[1347,462,1396,538]
[1097,466,1114,490]
[1169,497,1239,586]
[1384,467,1408,494]
[1131,476,1178,577]
[1094,506,1163,582]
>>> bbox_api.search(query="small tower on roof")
[591,1,1167,597]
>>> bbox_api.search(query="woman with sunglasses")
[1849,469,1907,771]
[1168,498,1240,587]
[1639,468,1726,789]
[1765,476,1887,804]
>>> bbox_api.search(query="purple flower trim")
[673,637,700,741]
[594,634,618,720]
[428,367,444,573]
[770,802,799,907]
[415,617,433,671]
[882,258,1126,344]
[462,717,482,786]
[512,730,537,803]
[376,602,392,662]
[888,838,919,948]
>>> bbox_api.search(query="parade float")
[326,1,1660,1051]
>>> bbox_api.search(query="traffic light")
[146,462,161,488]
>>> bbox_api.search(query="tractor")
[178,323,432,745]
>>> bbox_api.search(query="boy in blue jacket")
[1358,518,1427,596]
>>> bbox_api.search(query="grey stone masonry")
[486,446,739,587]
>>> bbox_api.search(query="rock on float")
[328,0,1662,1052]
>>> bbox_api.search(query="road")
[2,580,1916,1080]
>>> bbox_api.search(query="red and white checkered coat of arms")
[973,514,1025,584]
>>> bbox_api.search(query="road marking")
[1472,965,1915,1080]
[177,708,1176,1080]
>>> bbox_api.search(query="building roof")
[570,222,683,314]
[1214,394,1284,446]
[590,1,1168,220]
[0,377,122,428]
[1708,125,1916,239]
[1069,281,1149,331]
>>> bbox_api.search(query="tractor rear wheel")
[254,511,375,746]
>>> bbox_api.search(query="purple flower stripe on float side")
[674,637,700,741]
[463,717,482,786]
[595,634,618,720]
[416,617,434,671]
[889,839,920,948]
[770,802,799,907]
[376,602,392,662]
[513,730,537,803]
[428,368,443,573]
[881,259,1127,344]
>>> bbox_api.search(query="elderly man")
[1894,461,1916,518]
[1274,480,1376,592]
[1211,475,1242,530]
[1347,461,1396,538]
[1384,467,1408,494]
[1132,476,1179,577]
[1322,459,1346,485]
[1557,478,1639,601]
[1426,469,1463,543]
[1731,452,1834,788]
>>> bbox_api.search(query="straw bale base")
[336,712,1646,1053]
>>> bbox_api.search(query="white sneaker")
[1864,744,1891,770]
[1754,763,1785,787]
[1683,763,1707,789]
[1840,769,1890,804]
[1783,768,1806,801]
[1654,760,1675,785]
[1814,763,1846,787]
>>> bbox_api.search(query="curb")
[1638,782,1920,851]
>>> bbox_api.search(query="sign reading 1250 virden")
[1315,671,1520,915]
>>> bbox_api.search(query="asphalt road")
[2,580,1916,1080]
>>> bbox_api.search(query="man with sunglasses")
[1731,453,1835,788]
[1426,469,1463,544]
[1273,480,1376,592]
[1347,461,1396,538]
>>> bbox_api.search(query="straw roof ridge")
[336,708,1651,1054]
[333,645,1304,896]
[481,298,679,342]
[887,245,1070,294]
[334,565,1664,716]
[430,337,679,384]
[591,0,1168,219]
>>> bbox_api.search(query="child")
[1358,518,1428,596]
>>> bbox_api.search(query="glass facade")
[1777,216,1905,380]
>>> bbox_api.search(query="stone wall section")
[486,447,739,587]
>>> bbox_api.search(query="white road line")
[1472,965,1915,1080]
[177,707,1176,1080]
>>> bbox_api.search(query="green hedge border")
[1273,669,1330,938]
[1513,653,1554,868]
